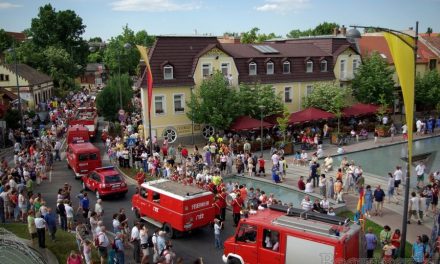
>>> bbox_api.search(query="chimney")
[333,27,339,36]
[340,25,347,36]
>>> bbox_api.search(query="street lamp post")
[118,43,132,111]
[7,42,24,131]
[347,22,418,259]
[259,105,265,156]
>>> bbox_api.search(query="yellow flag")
[383,32,415,165]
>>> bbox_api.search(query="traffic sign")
[127,137,137,147]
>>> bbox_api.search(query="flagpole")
[347,23,418,259]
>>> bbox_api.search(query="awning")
[288,107,334,124]
[229,116,273,131]
[342,103,379,117]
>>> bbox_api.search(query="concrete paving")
[267,132,440,244]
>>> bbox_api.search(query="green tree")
[286,22,339,38]
[0,28,14,54]
[4,109,20,129]
[89,37,103,43]
[302,82,351,133]
[96,74,133,121]
[135,30,156,47]
[313,22,339,35]
[352,52,395,105]
[8,4,88,89]
[415,70,440,110]
[276,106,290,142]
[426,27,433,34]
[302,82,352,111]
[237,83,284,118]
[241,28,279,44]
[187,71,241,130]
[103,25,140,75]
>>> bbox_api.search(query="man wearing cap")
[131,221,141,263]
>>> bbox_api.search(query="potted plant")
[375,94,390,137]
[276,106,294,154]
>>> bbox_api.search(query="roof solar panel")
[252,45,280,54]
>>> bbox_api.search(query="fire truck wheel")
[226,257,241,264]
[163,223,174,238]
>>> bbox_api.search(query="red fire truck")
[66,142,102,179]
[68,107,98,140]
[132,179,215,238]
[222,204,361,264]
[66,125,90,144]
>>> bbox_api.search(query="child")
[82,239,92,264]
[214,218,223,249]
[258,155,265,177]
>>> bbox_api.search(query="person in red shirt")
[390,229,401,258]
[181,147,188,159]
[213,196,221,221]
[218,188,227,221]
[231,193,243,227]
[297,176,306,191]
[258,156,265,177]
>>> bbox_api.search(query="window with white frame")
[353,59,360,73]
[306,60,313,73]
[306,85,313,96]
[154,95,165,114]
[202,63,211,77]
[173,94,184,113]
[320,60,328,72]
[221,63,229,76]
[340,59,346,79]
[249,62,257,75]
[284,87,292,103]
[283,61,290,74]
[164,65,173,80]
[266,61,274,75]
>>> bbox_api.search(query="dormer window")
[163,65,173,80]
[283,61,290,74]
[266,61,274,75]
[306,60,313,73]
[320,60,328,72]
[249,62,257,75]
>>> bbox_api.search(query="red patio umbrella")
[288,107,335,124]
[342,103,379,117]
[229,116,273,131]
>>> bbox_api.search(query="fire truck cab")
[66,124,90,144]
[223,204,361,264]
[66,142,102,179]
[132,179,215,238]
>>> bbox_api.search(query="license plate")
[112,184,120,189]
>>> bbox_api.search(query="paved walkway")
[271,132,439,244]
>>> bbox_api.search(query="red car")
[82,166,128,199]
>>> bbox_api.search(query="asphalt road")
[30,124,236,264]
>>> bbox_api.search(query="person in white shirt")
[131,222,141,263]
[393,166,403,195]
[324,155,333,172]
[407,192,421,225]
[271,153,280,168]
[304,179,314,193]
[97,226,110,263]
[214,218,223,249]
[64,201,74,231]
[94,199,103,218]
[316,146,324,159]
[416,119,423,135]
[112,213,121,234]
[34,213,47,248]
[320,197,330,212]
[139,225,150,263]
[300,151,308,167]
[415,162,425,189]
[301,196,313,211]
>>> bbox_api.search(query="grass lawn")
[0,223,99,263]
[338,211,412,259]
